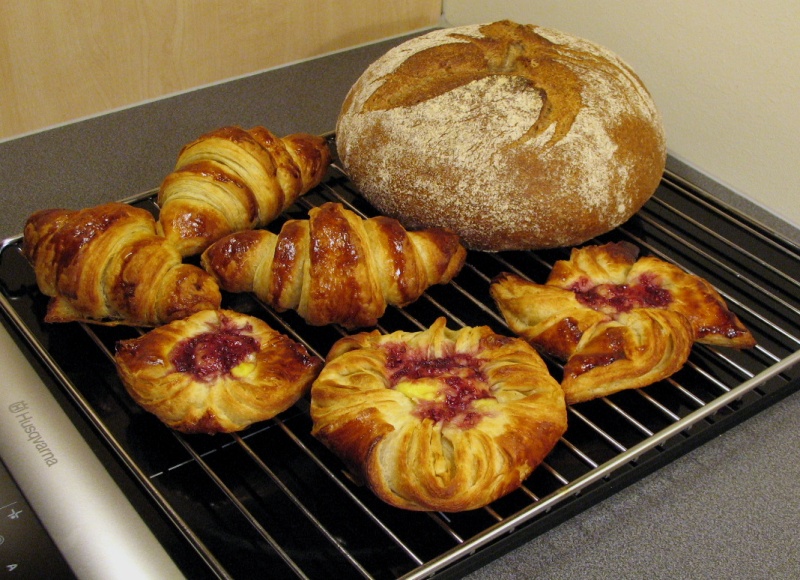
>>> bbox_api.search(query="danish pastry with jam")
[490,242,756,404]
[115,309,322,434]
[310,317,567,512]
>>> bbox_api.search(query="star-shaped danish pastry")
[490,242,755,404]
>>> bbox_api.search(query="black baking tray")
[1,136,799,578]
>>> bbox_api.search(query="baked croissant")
[310,317,567,511]
[157,125,331,256]
[490,242,755,404]
[22,202,221,326]
[201,202,467,328]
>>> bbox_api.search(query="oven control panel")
[0,459,73,579]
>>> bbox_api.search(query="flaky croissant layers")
[201,202,467,328]
[157,126,331,256]
[22,202,221,327]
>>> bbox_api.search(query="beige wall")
[443,0,800,230]
[0,0,441,140]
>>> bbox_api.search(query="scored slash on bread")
[336,20,666,252]
[201,202,467,329]
[490,242,756,404]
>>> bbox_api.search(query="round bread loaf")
[336,20,667,251]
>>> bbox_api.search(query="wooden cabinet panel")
[0,0,441,140]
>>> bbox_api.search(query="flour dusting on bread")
[337,21,666,251]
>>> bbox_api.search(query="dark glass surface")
[0,459,75,579]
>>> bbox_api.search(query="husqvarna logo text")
[8,401,58,467]
[8,401,28,414]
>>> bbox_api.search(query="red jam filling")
[171,322,259,382]
[697,308,747,340]
[383,343,492,429]
[570,273,672,314]
[564,326,628,379]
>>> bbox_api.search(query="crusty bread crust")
[336,20,667,251]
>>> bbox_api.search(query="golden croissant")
[22,202,221,326]
[201,202,467,328]
[157,125,331,256]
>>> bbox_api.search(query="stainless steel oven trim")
[401,348,800,578]
[0,318,186,580]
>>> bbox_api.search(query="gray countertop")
[1,31,799,579]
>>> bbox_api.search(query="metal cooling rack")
[1,135,799,579]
